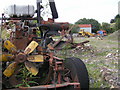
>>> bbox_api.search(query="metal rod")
[37,2,41,26]
[37,1,43,38]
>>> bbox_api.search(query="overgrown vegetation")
[15,64,39,88]
[110,14,120,32]
[101,22,111,33]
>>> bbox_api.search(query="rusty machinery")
[1,0,89,90]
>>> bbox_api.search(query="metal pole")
[37,2,41,26]
[36,0,43,38]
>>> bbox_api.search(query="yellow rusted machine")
[0,0,89,90]
[79,29,94,37]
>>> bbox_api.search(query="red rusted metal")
[57,72,61,84]
[49,52,54,66]
[9,83,80,90]
[2,22,82,90]
[15,53,27,63]
[1,2,87,89]
[55,61,63,84]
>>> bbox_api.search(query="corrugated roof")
[78,24,92,28]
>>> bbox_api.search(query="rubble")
[54,30,119,88]
[106,53,112,58]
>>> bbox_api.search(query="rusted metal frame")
[57,61,64,84]
[54,60,63,84]
[16,82,80,90]
[47,35,65,84]
[75,40,89,46]
[57,72,61,84]
[49,52,54,66]
[71,40,90,48]
[0,17,38,20]
[52,25,75,48]
[10,32,15,41]
[48,49,64,85]
[69,83,80,89]
[49,51,60,87]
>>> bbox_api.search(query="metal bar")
[0,17,37,20]
[37,2,41,26]
[53,25,75,48]
[36,1,43,38]
[17,82,80,89]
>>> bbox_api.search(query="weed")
[15,64,39,88]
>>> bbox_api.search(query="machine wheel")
[63,57,89,90]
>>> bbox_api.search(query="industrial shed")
[78,24,92,33]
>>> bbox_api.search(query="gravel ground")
[55,30,119,88]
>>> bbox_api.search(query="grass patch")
[95,51,108,56]
[86,63,110,88]
[112,47,118,50]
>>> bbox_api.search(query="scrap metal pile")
[1,0,89,90]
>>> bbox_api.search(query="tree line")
[71,14,120,34]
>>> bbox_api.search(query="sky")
[0,0,119,24]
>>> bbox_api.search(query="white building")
[78,24,92,33]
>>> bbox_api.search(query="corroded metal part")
[15,53,27,63]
